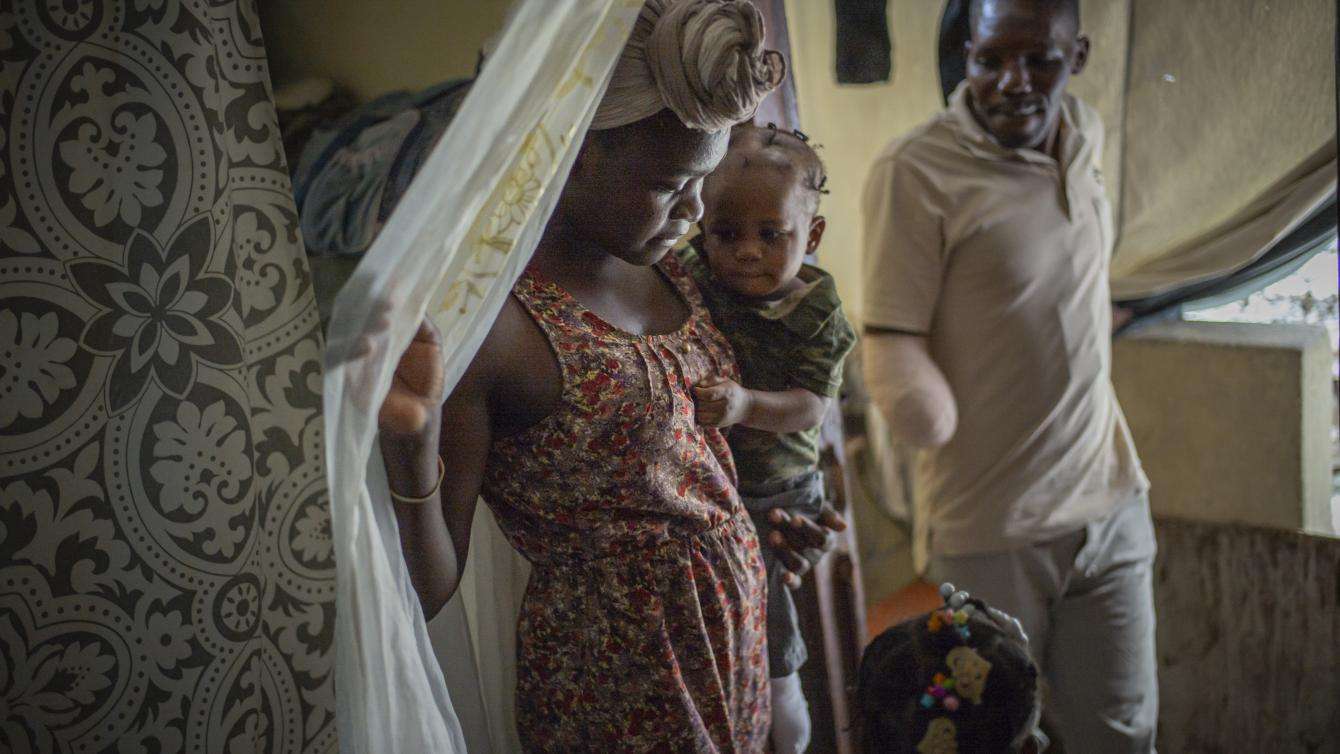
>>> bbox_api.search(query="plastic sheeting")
[1109,0,1336,299]
[931,0,1338,301]
[320,2,643,752]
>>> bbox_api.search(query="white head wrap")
[592,0,785,132]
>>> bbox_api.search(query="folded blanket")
[292,79,471,257]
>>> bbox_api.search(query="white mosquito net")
[321,1,644,751]
[322,0,786,747]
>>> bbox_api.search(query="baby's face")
[699,159,814,300]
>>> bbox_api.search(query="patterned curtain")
[0,2,335,752]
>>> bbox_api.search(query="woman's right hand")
[329,305,446,441]
[374,316,447,501]
[379,316,446,440]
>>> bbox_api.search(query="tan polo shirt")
[862,83,1147,556]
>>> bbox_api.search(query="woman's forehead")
[646,127,729,175]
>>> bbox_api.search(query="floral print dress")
[482,255,770,753]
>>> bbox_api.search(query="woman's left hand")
[767,504,847,589]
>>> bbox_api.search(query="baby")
[855,584,1048,753]
[681,123,857,754]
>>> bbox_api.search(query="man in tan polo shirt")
[862,0,1158,751]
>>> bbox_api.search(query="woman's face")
[569,110,730,266]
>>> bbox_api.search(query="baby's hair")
[721,122,830,215]
[855,601,1041,753]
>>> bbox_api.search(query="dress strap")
[656,251,710,316]
[510,270,568,328]
[509,270,589,386]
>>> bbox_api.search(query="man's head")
[964,0,1088,151]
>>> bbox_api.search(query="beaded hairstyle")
[714,122,830,215]
[855,584,1044,754]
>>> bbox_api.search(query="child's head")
[698,124,829,299]
[856,594,1044,753]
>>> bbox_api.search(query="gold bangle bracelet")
[389,456,445,504]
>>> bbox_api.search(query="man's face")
[964,1,1088,150]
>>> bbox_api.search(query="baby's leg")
[769,671,811,754]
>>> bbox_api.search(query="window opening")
[1183,236,1339,533]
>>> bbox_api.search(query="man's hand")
[693,376,753,427]
[767,504,847,589]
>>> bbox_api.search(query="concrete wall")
[1112,320,1335,535]
[1113,322,1339,751]
[1152,517,1340,753]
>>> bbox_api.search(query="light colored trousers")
[929,495,1159,754]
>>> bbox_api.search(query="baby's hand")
[693,376,752,427]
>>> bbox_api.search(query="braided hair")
[855,601,1042,753]
[714,122,829,216]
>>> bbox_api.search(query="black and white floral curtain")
[0,1,335,751]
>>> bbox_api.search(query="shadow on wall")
[258,0,509,103]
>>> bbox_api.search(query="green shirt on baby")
[679,243,858,494]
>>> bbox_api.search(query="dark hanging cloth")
[379,82,473,222]
[938,0,971,103]
[834,0,892,84]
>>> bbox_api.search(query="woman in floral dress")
[372,2,841,751]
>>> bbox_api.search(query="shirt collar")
[744,264,840,340]
[686,236,840,341]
